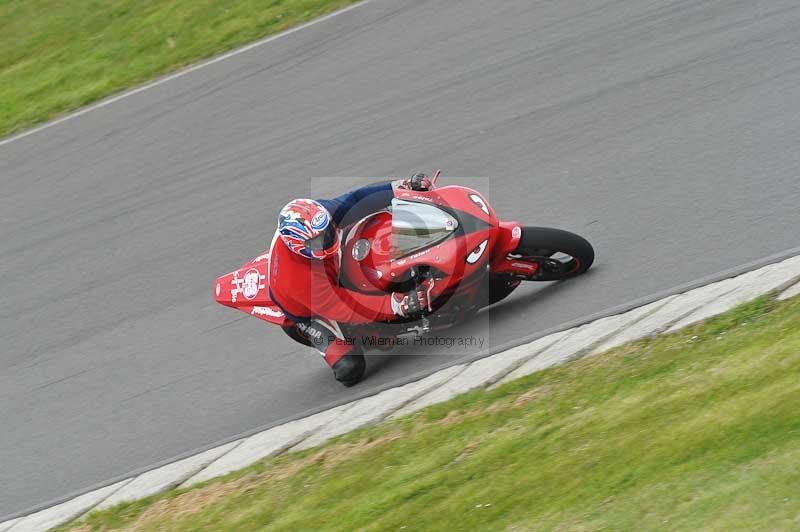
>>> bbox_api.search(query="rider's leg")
[282,319,366,386]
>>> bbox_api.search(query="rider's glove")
[391,291,420,318]
[399,172,434,192]
[390,280,434,318]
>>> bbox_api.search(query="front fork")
[489,222,540,278]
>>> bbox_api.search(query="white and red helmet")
[277,199,339,259]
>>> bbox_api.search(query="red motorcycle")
[214,171,593,347]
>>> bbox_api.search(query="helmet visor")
[305,224,338,252]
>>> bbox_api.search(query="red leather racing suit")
[269,182,398,366]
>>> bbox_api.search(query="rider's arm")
[317,181,396,228]
[308,267,396,323]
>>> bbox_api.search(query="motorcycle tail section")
[213,254,288,326]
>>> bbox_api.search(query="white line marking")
[0,0,374,149]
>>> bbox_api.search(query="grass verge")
[0,0,359,138]
[60,294,800,531]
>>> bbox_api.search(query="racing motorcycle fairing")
[339,185,500,301]
[214,253,288,326]
[214,172,596,386]
[214,174,587,337]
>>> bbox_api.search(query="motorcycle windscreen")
[390,199,458,259]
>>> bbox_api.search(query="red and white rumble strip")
[3,254,800,531]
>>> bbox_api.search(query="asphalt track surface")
[2,0,800,519]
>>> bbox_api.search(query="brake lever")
[423,277,436,313]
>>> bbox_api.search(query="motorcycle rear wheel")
[513,226,594,281]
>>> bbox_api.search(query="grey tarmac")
[2,0,800,520]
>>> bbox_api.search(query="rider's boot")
[325,342,366,387]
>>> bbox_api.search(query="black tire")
[514,227,594,281]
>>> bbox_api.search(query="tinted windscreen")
[391,199,458,259]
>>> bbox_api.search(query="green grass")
[61,294,800,531]
[0,0,359,138]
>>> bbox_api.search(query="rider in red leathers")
[269,173,433,386]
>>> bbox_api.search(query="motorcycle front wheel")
[512,226,595,281]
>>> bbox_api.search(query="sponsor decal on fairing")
[230,267,266,302]
[251,306,284,318]
[511,261,537,271]
[466,239,489,264]
[469,193,489,215]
